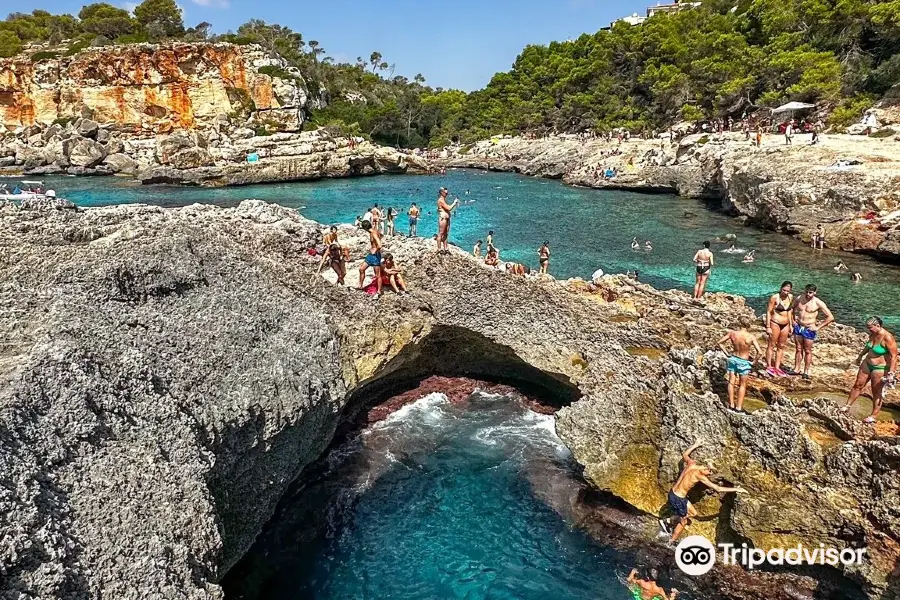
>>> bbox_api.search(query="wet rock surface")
[441,133,900,262]
[0,201,897,599]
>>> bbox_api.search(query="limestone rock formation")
[1,201,897,600]
[442,134,900,262]
[0,43,308,132]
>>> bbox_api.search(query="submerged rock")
[0,201,896,599]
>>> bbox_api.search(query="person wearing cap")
[436,187,458,254]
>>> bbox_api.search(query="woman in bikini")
[436,187,458,253]
[538,241,550,274]
[843,316,897,423]
[764,281,793,376]
[326,243,345,285]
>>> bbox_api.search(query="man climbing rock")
[660,440,748,542]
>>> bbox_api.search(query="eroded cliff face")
[1,201,897,600]
[0,43,308,132]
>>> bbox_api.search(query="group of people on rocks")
[694,240,897,423]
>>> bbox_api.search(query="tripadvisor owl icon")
[675,535,716,576]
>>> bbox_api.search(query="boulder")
[41,123,63,141]
[168,147,214,170]
[0,156,15,167]
[103,153,139,175]
[68,138,107,168]
[96,128,111,144]
[156,131,196,164]
[232,127,255,139]
[77,119,100,139]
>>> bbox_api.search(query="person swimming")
[743,250,756,263]
[644,240,653,252]
[631,237,640,250]
[722,244,746,254]
[625,569,678,600]
[834,261,848,273]
[851,272,863,282]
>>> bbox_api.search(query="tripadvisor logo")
[675,535,866,576]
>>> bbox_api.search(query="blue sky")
[12,0,650,90]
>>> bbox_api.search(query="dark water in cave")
[222,391,678,600]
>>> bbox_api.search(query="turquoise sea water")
[223,393,666,600]
[8,171,899,325]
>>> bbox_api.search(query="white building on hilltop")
[605,0,701,29]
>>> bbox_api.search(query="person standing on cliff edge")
[791,284,834,380]
[692,241,714,299]
[407,202,420,237]
[436,187,458,254]
[659,440,748,542]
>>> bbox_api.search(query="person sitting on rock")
[626,568,678,600]
[379,252,407,294]
[505,262,529,276]
[323,225,349,261]
[484,247,500,267]
[716,316,762,412]
[659,440,748,542]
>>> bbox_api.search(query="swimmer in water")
[626,569,678,600]
[644,240,653,252]
[851,272,862,282]
[834,261,848,273]
[743,250,755,263]
[631,237,640,250]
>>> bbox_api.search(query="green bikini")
[864,340,889,372]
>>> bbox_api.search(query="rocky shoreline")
[440,133,900,263]
[1,200,898,599]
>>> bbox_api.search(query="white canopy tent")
[772,101,816,114]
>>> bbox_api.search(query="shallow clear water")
[223,393,653,600]
[9,171,899,325]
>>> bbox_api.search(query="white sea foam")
[370,392,451,430]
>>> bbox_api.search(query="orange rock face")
[0,43,299,132]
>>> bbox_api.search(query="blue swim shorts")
[365,252,382,267]
[726,355,752,376]
[793,325,817,341]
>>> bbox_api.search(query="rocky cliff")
[0,201,897,600]
[442,133,900,262]
[0,42,307,133]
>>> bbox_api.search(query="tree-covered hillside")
[436,0,900,141]
[2,0,899,146]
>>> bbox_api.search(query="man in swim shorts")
[716,317,762,412]
[660,440,748,542]
[692,241,714,299]
[358,220,383,298]
[792,284,834,380]
[408,202,420,237]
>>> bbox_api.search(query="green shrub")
[828,94,877,128]
[253,126,273,136]
[458,144,473,155]
[53,117,74,127]
[870,128,896,139]
[258,65,301,84]
[65,38,91,56]
[697,135,710,145]
[31,50,60,61]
